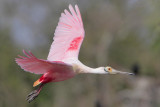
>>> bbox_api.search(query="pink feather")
[15,50,72,74]
[47,4,85,61]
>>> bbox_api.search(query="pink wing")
[47,4,85,61]
[15,50,72,74]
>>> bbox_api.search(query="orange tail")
[33,79,41,87]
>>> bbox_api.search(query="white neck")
[72,60,106,74]
[82,66,106,74]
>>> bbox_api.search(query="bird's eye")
[104,67,112,72]
[108,67,112,72]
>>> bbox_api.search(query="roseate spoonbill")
[15,4,133,103]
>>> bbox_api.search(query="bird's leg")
[26,84,44,103]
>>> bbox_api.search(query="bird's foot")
[26,90,39,103]
[26,84,44,103]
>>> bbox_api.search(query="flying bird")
[15,4,133,103]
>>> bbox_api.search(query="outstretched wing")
[47,4,85,61]
[15,50,72,74]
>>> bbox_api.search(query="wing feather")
[16,50,71,74]
[47,4,85,62]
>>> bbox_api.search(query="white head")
[96,66,134,75]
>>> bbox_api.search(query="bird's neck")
[72,61,104,74]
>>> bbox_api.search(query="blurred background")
[0,0,160,107]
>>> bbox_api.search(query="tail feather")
[33,79,41,87]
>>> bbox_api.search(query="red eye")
[108,68,111,70]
